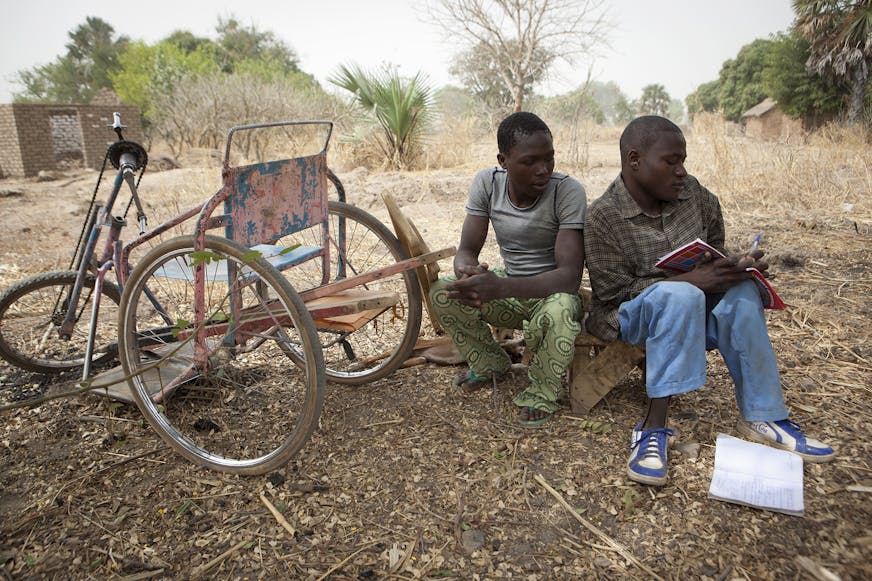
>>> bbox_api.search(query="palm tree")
[638,84,671,116]
[330,63,433,169]
[792,0,872,124]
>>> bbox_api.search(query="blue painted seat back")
[223,152,328,248]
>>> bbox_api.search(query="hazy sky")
[0,0,796,104]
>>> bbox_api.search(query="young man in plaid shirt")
[585,115,834,486]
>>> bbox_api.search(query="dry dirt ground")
[0,136,870,580]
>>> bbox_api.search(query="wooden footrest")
[92,342,195,403]
[306,289,400,332]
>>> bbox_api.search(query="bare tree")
[428,0,610,112]
[150,72,343,159]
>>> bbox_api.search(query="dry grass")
[0,115,870,580]
[419,116,493,172]
[687,113,871,218]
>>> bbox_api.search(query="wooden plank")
[92,342,195,404]
[569,341,644,414]
[187,290,401,335]
[306,289,399,321]
[313,307,388,332]
[306,289,400,332]
[176,290,401,338]
[298,247,455,303]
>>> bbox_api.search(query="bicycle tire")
[280,201,423,385]
[118,235,325,475]
[0,271,121,374]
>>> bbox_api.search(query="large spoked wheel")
[0,271,120,374]
[281,201,423,385]
[118,235,325,475]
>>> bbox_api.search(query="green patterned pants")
[430,270,583,413]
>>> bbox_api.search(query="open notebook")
[708,433,804,516]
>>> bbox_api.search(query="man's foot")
[518,406,551,428]
[452,369,500,393]
[736,419,835,462]
[627,423,675,486]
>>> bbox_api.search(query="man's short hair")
[619,115,683,162]
[497,112,552,154]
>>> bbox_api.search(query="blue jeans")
[617,280,788,421]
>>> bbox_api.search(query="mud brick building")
[0,95,143,178]
[740,98,804,142]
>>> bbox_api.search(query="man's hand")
[746,248,769,275]
[678,253,754,293]
[447,269,502,307]
[455,262,489,280]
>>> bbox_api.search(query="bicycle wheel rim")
[118,235,325,475]
[0,271,120,373]
[279,201,422,384]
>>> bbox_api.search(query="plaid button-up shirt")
[584,174,726,341]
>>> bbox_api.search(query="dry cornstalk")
[314,539,385,581]
[190,539,248,577]
[534,473,664,581]
[259,492,296,538]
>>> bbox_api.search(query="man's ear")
[627,149,640,169]
[497,153,506,169]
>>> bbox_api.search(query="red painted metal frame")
[191,121,334,367]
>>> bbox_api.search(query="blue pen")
[749,233,761,254]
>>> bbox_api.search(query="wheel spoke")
[0,272,120,373]
[118,235,324,475]
[279,201,422,384]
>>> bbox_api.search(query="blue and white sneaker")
[627,423,675,486]
[737,419,835,463]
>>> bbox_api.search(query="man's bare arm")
[448,228,584,306]
[453,214,489,279]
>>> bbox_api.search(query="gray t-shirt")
[466,167,587,276]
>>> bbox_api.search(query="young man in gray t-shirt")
[430,112,587,427]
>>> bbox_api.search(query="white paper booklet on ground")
[708,433,804,516]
